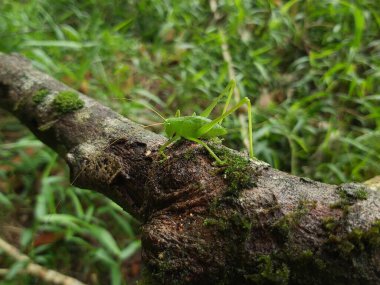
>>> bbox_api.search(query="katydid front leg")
[159,134,180,161]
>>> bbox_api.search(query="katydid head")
[163,119,176,137]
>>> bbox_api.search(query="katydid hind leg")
[221,79,235,119]
[197,97,254,159]
[186,137,225,164]
[200,80,235,118]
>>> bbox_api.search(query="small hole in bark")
[0,82,10,97]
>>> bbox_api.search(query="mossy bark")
[0,53,379,285]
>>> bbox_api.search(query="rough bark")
[0,53,379,285]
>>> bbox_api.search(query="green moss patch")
[32,89,49,104]
[326,219,380,258]
[337,183,368,201]
[203,212,252,234]
[322,217,339,232]
[245,255,290,285]
[331,183,369,213]
[53,90,84,113]
[224,156,253,195]
[212,147,255,196]
[271,200,316,243]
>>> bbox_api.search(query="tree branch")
[0,237,86,285]
[1,53,379,285]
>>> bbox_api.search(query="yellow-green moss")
[271,200,315,243]
[245,255,290,285]
[183,148,196,161]
[53,90,84,113]
[224,157,252,195]
[322,217,339,232]
[338,239,356,256]
[330,183,368,213]
[203,212,252,233]
[337,183,368,201]
[203,217,227,229]
[366,221,380,248]
[32,89,49,104]
[272,217,291,242]
[230,212,252,232]
[212,147,255,196]
[297,250,326,271]
[350,221,380,250]
[326,220,380,258]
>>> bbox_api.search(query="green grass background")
[0,0,379,284]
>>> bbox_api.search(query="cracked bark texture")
[0,53,379,285]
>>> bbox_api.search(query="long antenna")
[112,97,167,121]
[143,122,164,128]
[140,103,167,121]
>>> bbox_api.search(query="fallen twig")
[0,237,86,285]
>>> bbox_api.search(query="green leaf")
[5,259,29,280]
[93,248,116,266]
[111,265,122,285]
[23,40,97,49]
[120,240,141,260]
[0,192,12,208]
[87,225,121,257]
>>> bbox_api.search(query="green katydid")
[145,80,253,164]
[72,80,252,186]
